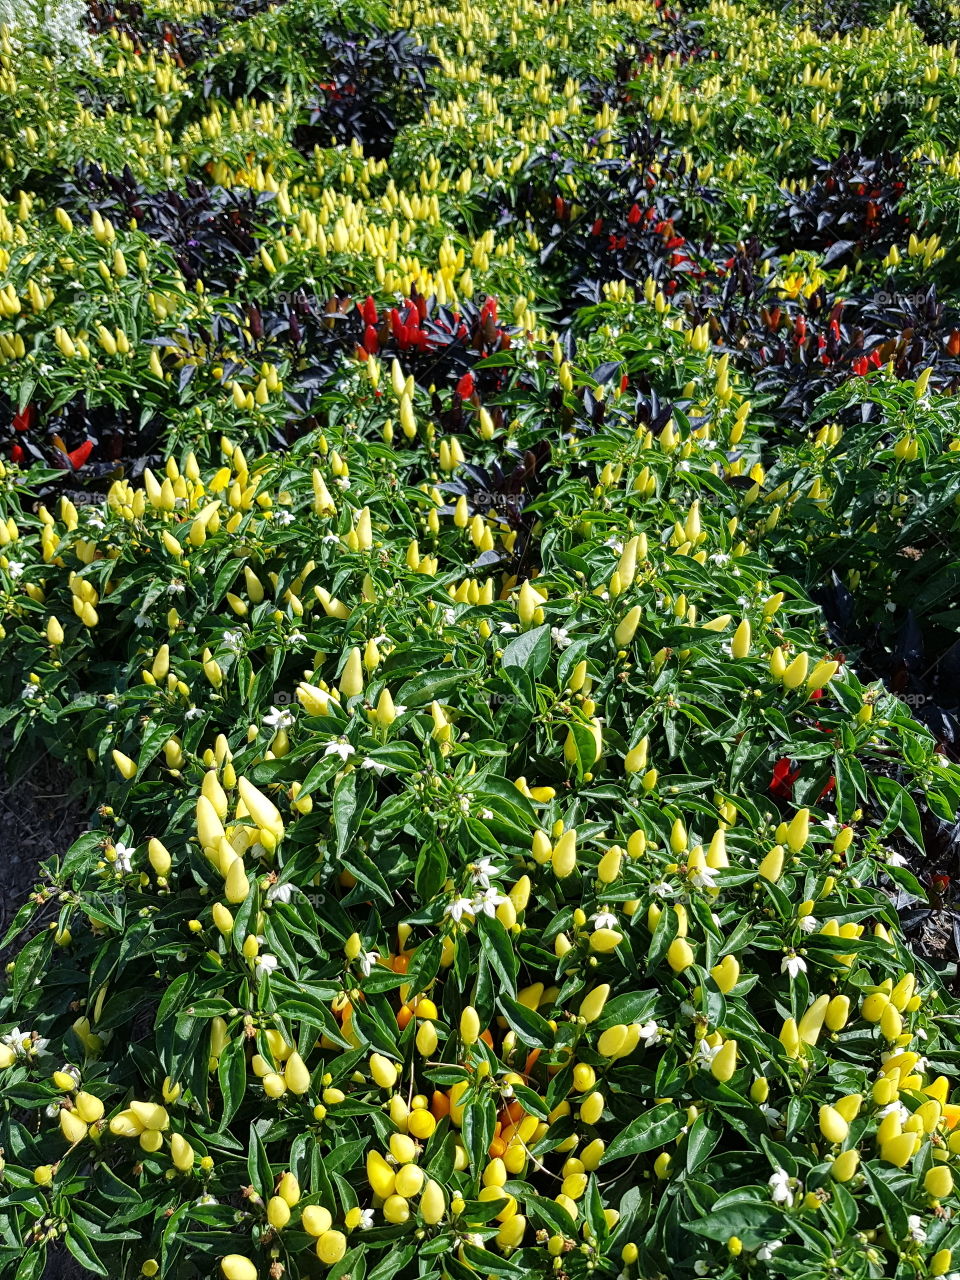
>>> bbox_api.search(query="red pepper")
[10,443,24,464]
[12,403,36,433]
[67,440,94,470]
[770,757,800,798]
[457,372,475,399]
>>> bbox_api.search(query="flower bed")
[2,1,960,1279]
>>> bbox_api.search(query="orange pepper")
[431,1089,450,1119]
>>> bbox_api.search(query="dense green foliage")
[2,1,960,1279]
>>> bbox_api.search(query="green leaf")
[684,1196,785,1250]
[477,914,518,997]
[333,769,362,856]
[217,1035,247,1128]
[497,994,553,1048]
[415,838,447,901]
[861,1162,909,1246]
[64,1222,108,1277]
[462,1092,497,1178]
[602,1102,685,1162]
[500,623,551,678]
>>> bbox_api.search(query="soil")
[0,752,90,1276]
[0,752,87,966]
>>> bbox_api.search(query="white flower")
[498,622,516,635]
[757,1241,783,1262]
[638,1020,661,1047]
[275,509,294,525]
[255,954,279,974]
[709,553,729,565]
[264,705,294,731]
[1,1027,27,1055]
[479,807,493,820]
[113,842,134,874]
[325,741,355,761]
[694,1264,709,1277]
[768,1168,794,1207]
[551,626,572,649]
[357,1209,375,1229]
[221,631,244,653]
[358,951,380,977]
[322,533,341,544]
[288,631,306,645]
[761,1103,783,1126]
[694,1039,722,1069]
[470,857,499,887]
[134,613,151,628]
[445,896,475,922]
[798,914,818,933]
[167,580,186,594]
[593,910,619,930]
[649,880,676,897]
[690,867,717,890]
[878,1101,909,1122]
[443,608,457,626]
[195,1194,219,1206]
[184,707,204,720]
[6,561,24,578]
[472,887,507,917]
[21,683,40,701]
[781,952,807,978]
[266,882,294,904]
[907,1214,926,1244]
[361,757,387,775]
[821,814,839,833]
[393,703,408,717]
[884,850,908,868]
